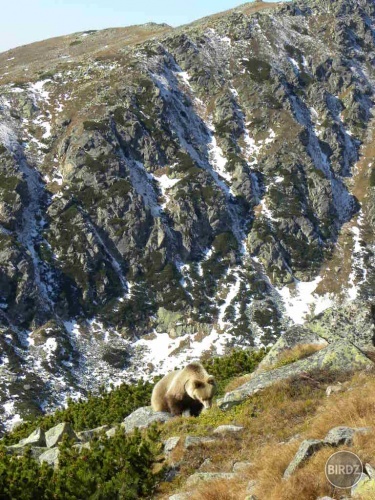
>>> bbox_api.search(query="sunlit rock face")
[0,0,374,431]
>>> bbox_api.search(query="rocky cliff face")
[0,0,374,431]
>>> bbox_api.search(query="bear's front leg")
[165,394,184,416]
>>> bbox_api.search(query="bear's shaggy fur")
[151,362,217,417]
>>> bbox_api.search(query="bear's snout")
[202,400,212,409]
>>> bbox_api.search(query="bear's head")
[186,376,217,409]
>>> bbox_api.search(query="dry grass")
[157,370,349,499]
[159,370,375,500]
[185,1,281,30]
[251,371,375,499]
[224,373,253,392]
[307,371,375,439]
[190,478,247,500]
[260,343,326,372]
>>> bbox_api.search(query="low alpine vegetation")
[0,427,162,500]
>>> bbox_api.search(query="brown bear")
[151,362,217,417]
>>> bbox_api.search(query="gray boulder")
[19,427,46,447]
[122,406,173,433]
[233,461,253,472]
[365,463,375,479]
[29,447,50,459]
[282,427,373,479]
[39,448,60,468]
[184,436,216,449]
[164,436,180,454]
[351,473,375,496]
[309,302,375,352]
[218,341,373,410]
[324,426,371,447]
[186,472,236,486]
[213,425,244,434]
[326,384,343,397]
[5,444,27,454]
[246,479,257,493]
[256,326,327,371]
[199,458,213,470]
[45,422,78,448]
[105,426,120,438]
[77,425,109,442]
[5,445,48,459]
[283,439,326,478]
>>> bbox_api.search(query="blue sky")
[0,0,286,53]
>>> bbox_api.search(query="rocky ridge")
[0,0,374,429]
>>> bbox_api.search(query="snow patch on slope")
[134,328,234,376]
[278,278,333,325]
[347,216,368,300]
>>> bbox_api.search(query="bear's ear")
[193,380,205,389]
[207,376,216,385]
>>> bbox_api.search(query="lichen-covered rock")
[326,384,344,397]
[324,426,371,447]
[164,436,180,454]
[365,463,375,480]
[283,440,326,478]
[121,406,173,433]
[213,425,244,434]
[232,461,253,472]
[39,448,60,468]
[168,494,189,500]
[246,479,258,493]
[184,436,216,450]
[156,308,207,338]
[218,340,373,410]
[77,425,109,442]
[309,302,375,351]
[45,422,78,448]
[5,445,48,459]
[351,473,375,497]
[18,427,46,447]
[105,427,119,439]
[186,472,236,487]
[256,326,328,371]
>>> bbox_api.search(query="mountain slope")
[0,0,374,430]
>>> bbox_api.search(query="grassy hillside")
[158,366,375,499]
[1,344,375,499]
[0,349,267,499]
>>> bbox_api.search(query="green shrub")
[0,427,162,499]
[53,428,162,499]
[212,232,238,257]
[113,107,126,126]
[242,58,272,82]
[3,380,154,445]
[370,167,375,187]
[83,121,108,133]
[202,348,268,395]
